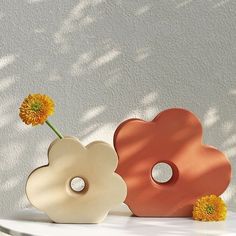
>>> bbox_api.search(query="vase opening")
[70,176,86,193]
[151,162,173,184]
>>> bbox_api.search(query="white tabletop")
[0,204,235,236]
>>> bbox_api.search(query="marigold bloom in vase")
[193,195,227,221]
[19,94,63,138]
[20,94,127,223]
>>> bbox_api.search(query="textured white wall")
[0,0,235,216]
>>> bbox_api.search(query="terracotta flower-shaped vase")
[114,108,231,217]
[26,136,127,223]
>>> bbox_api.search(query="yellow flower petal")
[192,195,227,221]
[19,94,54,126]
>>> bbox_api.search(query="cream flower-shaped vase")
[26,136,127,223]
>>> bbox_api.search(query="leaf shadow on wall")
[0,0,235,219]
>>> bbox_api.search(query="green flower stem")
[45,120,63,139]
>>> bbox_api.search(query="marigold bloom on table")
[193,195,227,221]
[19,94,54,126]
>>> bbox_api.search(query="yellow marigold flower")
[19,94,54,126]
[193,195,227,221]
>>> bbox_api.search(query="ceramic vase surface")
[26,136,127,223]
[114,108,231,217]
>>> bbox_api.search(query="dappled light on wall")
[0,0,235,218]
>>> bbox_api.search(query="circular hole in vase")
[151,162,173,184]
[70,177,86,193]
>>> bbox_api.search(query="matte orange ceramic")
[114,108,231,217]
